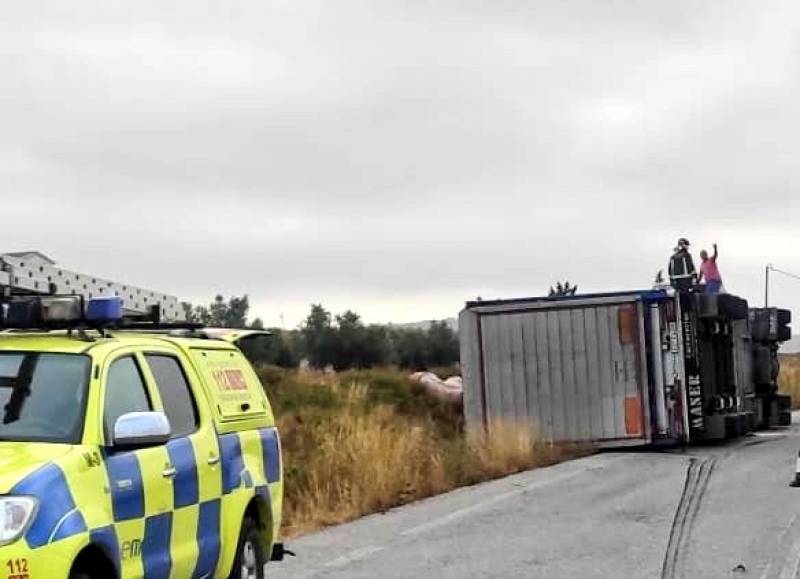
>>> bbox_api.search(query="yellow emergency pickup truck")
[0,295,284,579]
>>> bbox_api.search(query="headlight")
[0,497,37,546]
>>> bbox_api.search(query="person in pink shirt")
[698,243,723,294]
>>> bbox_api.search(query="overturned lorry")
[459,288,791,447]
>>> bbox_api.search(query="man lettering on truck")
[698,243,723,294]
[668,237,697,291]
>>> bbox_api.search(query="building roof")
[1,251,56,265]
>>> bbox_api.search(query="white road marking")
[779,515,799,543]
[759,514,798,579]
[324,545,387,569]
[779,534,800,579]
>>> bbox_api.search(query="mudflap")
[271,543,297,562]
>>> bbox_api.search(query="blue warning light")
[86,296,123,322]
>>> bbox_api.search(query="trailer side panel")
[465,297,650,445]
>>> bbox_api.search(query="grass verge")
[258,366,582,537]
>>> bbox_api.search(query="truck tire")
[753,346,772,386]
[719,295,748,320]
[751,311,771,341]
[229,516,267,579]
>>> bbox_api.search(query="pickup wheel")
[69,546,115,579]
[229,516,267,579]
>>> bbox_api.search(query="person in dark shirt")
[668,238,697,291]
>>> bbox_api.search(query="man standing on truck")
[669,238,697,291]
[698,243,723,294]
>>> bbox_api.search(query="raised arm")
[712,243,718,261]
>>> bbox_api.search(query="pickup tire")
[69,545,116,579]
[229,516,268,579]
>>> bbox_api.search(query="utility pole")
[765,264,771,308]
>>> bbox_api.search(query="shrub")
[258,367,582,537]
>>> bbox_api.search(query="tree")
[333,310,364,369]
[392,327,429,369]
[225,295,249,328]
[181,302,196,323]
[207,294,227,326]
[187,300,460,370]
[549,281,578,297]
[240,328,301,368]
[426,320,460,367]
[182,295,254,328]
[302,304,335,368]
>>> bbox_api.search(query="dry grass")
[779,354,800,409]
[260,367,581,537]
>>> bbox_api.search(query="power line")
[769,265,800,283]
[765,264,800,307]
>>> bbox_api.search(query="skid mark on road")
[661,457,716,579]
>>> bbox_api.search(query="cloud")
[1,0,799,326]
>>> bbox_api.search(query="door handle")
[208,455,220,466]
[162,467,177,478]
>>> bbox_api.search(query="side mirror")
[113,412,171,449]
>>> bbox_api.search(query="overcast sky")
[2,0,799,329]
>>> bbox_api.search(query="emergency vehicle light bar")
[2,295,86,329]
[0,295,199,331]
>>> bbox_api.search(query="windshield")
[0,352,90,444]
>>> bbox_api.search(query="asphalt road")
[270,416,800,579]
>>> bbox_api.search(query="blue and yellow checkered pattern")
[9,427,281,579]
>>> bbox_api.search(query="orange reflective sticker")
[624,395,643,436]
[618,305,638,344]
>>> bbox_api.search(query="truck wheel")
[230,516,267,579]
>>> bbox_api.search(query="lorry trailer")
[459,288,791,447]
